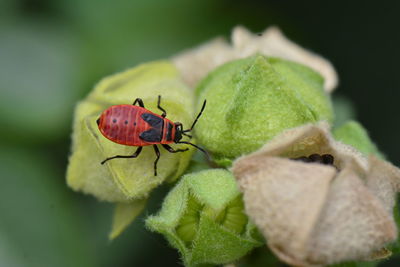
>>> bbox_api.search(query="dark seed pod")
[291,153,335,166]
[308,154,323,163]
[322,154,334,165]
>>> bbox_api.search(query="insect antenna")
[183,100,206,133]
[177,141,210,160]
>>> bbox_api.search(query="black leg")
[132,98,145,107]
[157,95,167,118]
[101,146,143,164]
[153,145,160,176]
[162,144,189,153]
[182,132,192,138]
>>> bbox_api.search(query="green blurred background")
[1,0,399,266]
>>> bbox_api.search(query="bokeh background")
[1,0,400,266]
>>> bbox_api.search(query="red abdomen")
[97,105,175,146]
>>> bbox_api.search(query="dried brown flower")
[232,122,400,266]
[172,26,338,93]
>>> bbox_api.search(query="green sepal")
[67,61,195,202]
[388,197,400,254]
[109,198,147,240]
[189,213,259,265]
[212,156,233,168]
[146,169,262,266]
[333,120,384,159]
[194,55,333,163]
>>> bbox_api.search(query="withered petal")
[307,165,397,265]
[231,26,338,93]
[233,156,337,264]
[366,155,400,214]
[232,123,400,266]
[172,26,338,93]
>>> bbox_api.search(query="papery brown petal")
[231,26,338,93]
[242,122,331,159]
[172,38,234,88]
[366,155,400,214]
[172,26,338,93]
[307,166,397,265]
[233,156,336,265]
[238,122,368,173]
[232,123,398,266]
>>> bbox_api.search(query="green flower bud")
[333,120,384,159]
[146,169,262,266]
[195,55,334,166]
[66,61,196,237]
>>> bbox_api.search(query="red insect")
[97,95,207,176]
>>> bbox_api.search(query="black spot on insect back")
[125,120,128,125]
[113,119,117,123]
